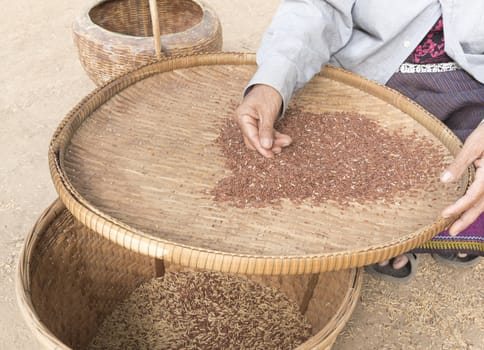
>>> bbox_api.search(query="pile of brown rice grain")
[87,271,312,350]
[212,106,446,208]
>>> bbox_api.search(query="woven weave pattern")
[17,199,362,350]
[73,0,222,85]
[48,53,473,274]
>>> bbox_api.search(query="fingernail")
[448,227,459,237]
[440,170,454,183]
[261,138,272,149]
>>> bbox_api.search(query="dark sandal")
[365,253,418,283]
[431,253,482,267]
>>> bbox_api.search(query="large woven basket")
[16,199,363,349]
[48,52,473,275]
[73,0,222,85]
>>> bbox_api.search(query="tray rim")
[48,52,474,275]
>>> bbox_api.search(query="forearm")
[247,0,356,114]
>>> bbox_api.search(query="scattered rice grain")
[88,271,312,350]
[212,106,446,208]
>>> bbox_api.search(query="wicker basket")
[16,199,363,349]
[48,52,472,275]
[73,0,222,85]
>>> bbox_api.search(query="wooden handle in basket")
[148,0,162,59]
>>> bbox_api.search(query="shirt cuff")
[243,56,298,118]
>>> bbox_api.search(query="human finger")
[272,146,282,155]
[273,131,292,148]
[442,162,484,218]
[242,135,256,151]
[447,204,484,236]
[441,126,484,183]
[258,116,276,150]
[238,114,274,158]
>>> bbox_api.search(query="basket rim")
[16,198,364,350]
[73,0,221,49]
[48,52,474,275]
[16,199,71,350]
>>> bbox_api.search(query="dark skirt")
[386,68,484,256]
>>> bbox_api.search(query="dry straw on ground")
[335,255,484,349]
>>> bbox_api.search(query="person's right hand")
[235,84,292,158]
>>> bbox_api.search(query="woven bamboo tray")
[16,199,363,349]
[73,0,222,85]
[49,52,472,275]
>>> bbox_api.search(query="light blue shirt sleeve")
[247,0,356,115]
[245,0,484,118]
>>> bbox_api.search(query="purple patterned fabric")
[413,213,484,255]
[386,70,484,255]
[406,17,452,64]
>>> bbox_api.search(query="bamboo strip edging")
[148,0,162,59]
[48,52,473,275]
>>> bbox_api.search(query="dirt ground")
[0,0,482,349]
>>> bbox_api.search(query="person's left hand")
[440,123,484,235]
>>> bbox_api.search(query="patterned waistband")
[398,62,462,74]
